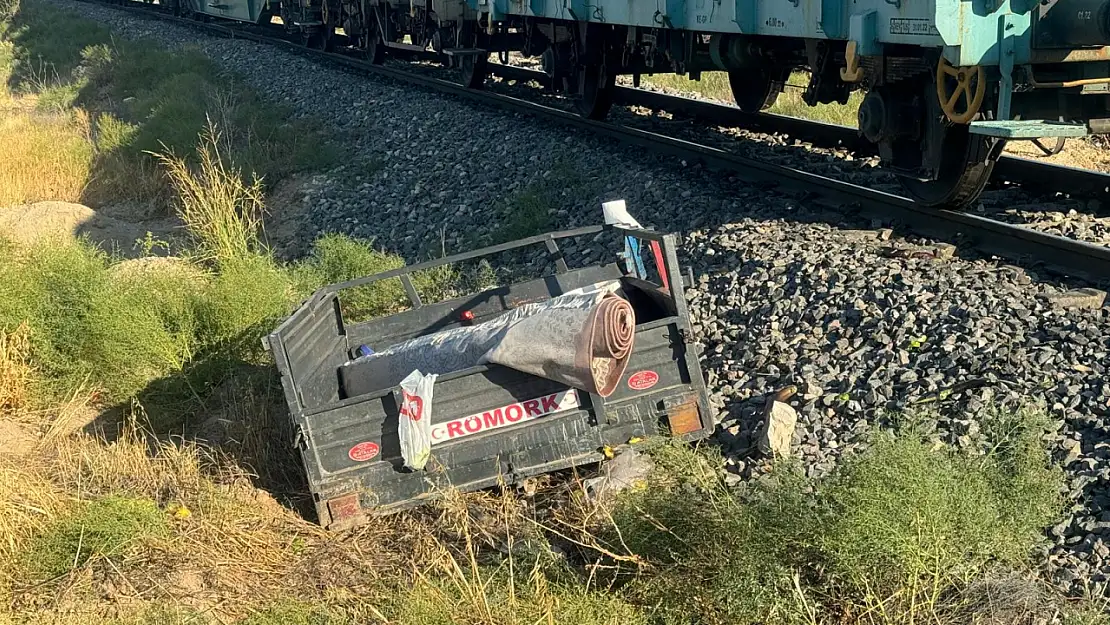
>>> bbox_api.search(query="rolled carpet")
[483,293,634,397]
[338,282,636,398]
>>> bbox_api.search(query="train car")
[171,0,1110,208]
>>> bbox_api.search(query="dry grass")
[0,417,370,620]
[0,408,600,623]
[0,321,32,412]
[0,106,93,205]
[640,71,862,127]
[0,454,65,580]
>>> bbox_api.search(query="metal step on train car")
[164,0,1110,209]
[265,224,712,530]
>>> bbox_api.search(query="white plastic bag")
[398,369,437,471]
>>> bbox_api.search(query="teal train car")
[172,0,1110,207]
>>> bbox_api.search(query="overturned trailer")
[266,225,713,530]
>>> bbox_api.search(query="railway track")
[81,0,1110,284]
[491,65,1110,204]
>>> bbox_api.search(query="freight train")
[157,0,1108,208]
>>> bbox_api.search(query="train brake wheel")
[460,53,489,89]
[575,64,615,120]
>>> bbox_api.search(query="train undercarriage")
[168,0,1110,209]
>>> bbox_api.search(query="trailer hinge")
[293,424,307,449]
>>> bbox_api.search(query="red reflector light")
[664,396,702,436]
[326,493,361,526]
[460,310,475,322]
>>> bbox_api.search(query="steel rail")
[491,65,1110,202]
[85,0,1110,283]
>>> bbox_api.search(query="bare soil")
[0,420,37,457]
[1004,138,1110,174]
[0,201,174,257]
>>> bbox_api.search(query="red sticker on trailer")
[348,441,381,462]
[627,370,660,391]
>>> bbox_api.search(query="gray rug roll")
[339,281,636,397]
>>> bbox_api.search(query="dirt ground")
[0,176,309,260]
[1005,138,1110,173]
[0,201,176,257]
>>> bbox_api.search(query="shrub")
[0,239,193,402]
[304,233,456,322]
[605,410,1065,625]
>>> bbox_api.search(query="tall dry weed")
[0,109,93,206]
[0,322,32,412]
[155,119,266,264]
[0,458,66,591]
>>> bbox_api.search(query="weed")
[384,489,647,625]
[393,557,647,625]
[2,0,340,208]
[597,408,1066,625]
[0,240,182,402]
[4,2,110,89]
[494,185,554,242]
[241,600,347,625]
[0,321,31,411]
[641,71,862,127]
[0,107,93,205]
[0,0,16,23]
[22,494,168,581]
[158,121,268,264]
[817,415,1060,620]
[488,159,599,245]
[194,253,292,344]
[303,233,456,322]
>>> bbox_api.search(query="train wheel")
[899,127,999,208]
[575,64,614,120]
[728,67,786,112]
[365,21,386,64]
[898,82,1002,209]
[301,29,323,49]
[460,53,489,89]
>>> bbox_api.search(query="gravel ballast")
[48,0,1110,595]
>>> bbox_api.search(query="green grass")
[240,600,349,625]
[2,0,340,207]
[302,233,457,323]
[642,71,862,127]
[0,127,445,409]
[602,409,1065,625]
[23,495,169,580]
